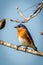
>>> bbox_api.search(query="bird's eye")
[18,26,21,27]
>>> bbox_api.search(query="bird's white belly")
[18,37,29,47]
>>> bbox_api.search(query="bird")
[14,24,38,51]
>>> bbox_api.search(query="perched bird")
[14,24,38,51]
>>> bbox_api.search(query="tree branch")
[0,40,43,57]
[40,32,43,35]
[16,7,26,19]
[0,18,20,30]
[0,1,43,30]
[16,1,43,23]
[0,1,43,25]
[4,18,20,23]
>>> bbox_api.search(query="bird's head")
[14,24,27,32]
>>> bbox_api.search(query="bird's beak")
[14,26,17,28]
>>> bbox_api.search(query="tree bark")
[0,40,43,57]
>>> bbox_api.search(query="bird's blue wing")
[26,27,35,45]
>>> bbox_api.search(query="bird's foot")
[16,45,22,50]
[25,47,28,52]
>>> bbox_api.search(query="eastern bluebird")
[14,24,38,51]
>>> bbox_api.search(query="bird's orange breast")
[17,28,32,44]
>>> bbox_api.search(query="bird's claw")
[25,47,28,52]
[16,45,21,50]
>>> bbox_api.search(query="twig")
[40,32,43,35]
[0,40,43,57]
[4,18,20,23]
[16,1,43,23]
[0,1,43,24]
[23,3,37,12]
[16,7,26,19]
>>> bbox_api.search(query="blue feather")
[17,24,38,51]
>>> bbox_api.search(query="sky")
[0,0,43,65]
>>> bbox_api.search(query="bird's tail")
[34,46,38,51]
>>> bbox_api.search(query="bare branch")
[16,7,26,19]
[4,18,20,23]
[16,1,43,23]
[0,18,20,30]
[40,32,43,35]
[0,40,43,57]
[0,1,43,24]
[23,4,37,12]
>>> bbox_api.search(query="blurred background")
[0,0,43,65]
